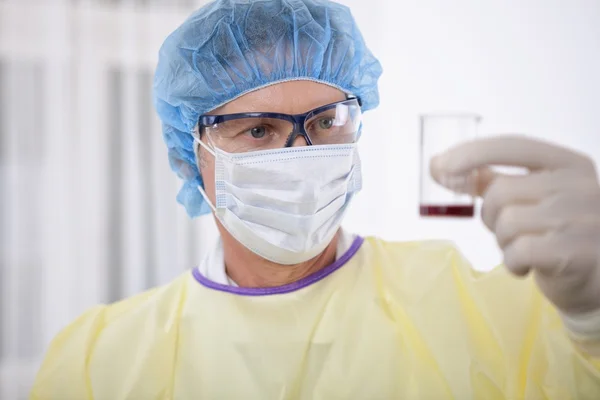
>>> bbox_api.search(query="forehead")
[209,80,348,115]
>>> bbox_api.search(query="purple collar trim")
[192,236,364,296]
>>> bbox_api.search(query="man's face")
[196,80,347,210]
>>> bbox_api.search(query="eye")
[318,118,335,130]
[249,126,267,138]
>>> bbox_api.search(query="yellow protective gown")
[31,237,600,399]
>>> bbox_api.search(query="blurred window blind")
[0,1,212,398]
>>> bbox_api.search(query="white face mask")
[194,137,362,265]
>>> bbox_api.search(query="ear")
[193,125,209,170]
[197,143,209,169]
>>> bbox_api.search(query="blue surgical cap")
[153,0,383,217]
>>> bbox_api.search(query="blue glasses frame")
[197,97,362,147]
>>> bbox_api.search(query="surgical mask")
[194,138,362,265]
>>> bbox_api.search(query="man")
[31,0,600,398]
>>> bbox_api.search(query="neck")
[220,227,340,288]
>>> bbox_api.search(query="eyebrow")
[214,96,348,115]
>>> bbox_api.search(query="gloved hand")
[430,135,600,350]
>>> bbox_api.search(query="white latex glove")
[430,135,600,351]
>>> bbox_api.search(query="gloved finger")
[431,134,593,177]
[430,166,497,196]
[494,204,550,248]
[502,233,550,277]
[481,171,560,232]
[472,167,497,195]
[502,231,592,278]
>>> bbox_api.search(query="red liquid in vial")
[420,204,475,217]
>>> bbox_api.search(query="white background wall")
[0,0,599,398]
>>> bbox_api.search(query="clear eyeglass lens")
[305,103,361,145]
[204,118,293,153]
